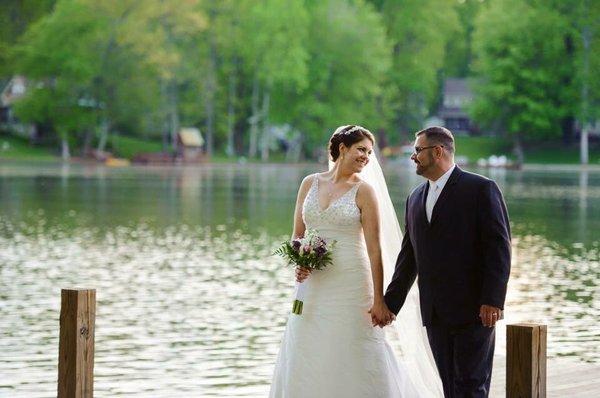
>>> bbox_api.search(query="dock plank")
[491,355,600,397]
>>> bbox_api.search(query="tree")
[471,0,573,163]
[442,0,483,78]
[555,0,600,164]
[237,0,309,160]
[371,0,459,141]
[13,0,207,158]
[0,0,56,77]
[13,0,103,158]
[275,0,391,157]
[576,0,600,164]
[114,0,207,151]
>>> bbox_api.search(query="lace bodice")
[302,175,362,230]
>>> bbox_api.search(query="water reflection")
[0,162,598,396]
[0,222,290,397]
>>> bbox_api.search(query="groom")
[384,127,511,398]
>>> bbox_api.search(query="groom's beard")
[415,156,433,176]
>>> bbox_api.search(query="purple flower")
[302,245,312,255]
[291,239,302,252]
[314,245,327,257]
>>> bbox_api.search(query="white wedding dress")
[269,175,422,397]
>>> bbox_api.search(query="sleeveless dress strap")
[351,181,362,198]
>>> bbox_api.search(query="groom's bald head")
[415,126,455,155]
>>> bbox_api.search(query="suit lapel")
[418,182,429,227]
[429,166,463,227]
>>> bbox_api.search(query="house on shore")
[435,78,476,135]
[176,127,205,162]
[0,76,29,133]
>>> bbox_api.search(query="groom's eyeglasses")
[413,145,443,155]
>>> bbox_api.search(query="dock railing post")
[507,323,547,398]
[57,288,96,398]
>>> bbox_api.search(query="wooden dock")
[56,290,599,397]
[491,355,600,397]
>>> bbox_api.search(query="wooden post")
[58,289,96,398]
[507,323,547,398]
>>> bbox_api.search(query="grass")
[523,146,600,165]
[453,136,513,163]
[2,130,599,165]
[0,134,57,160]
[108,134,164,159]
[454,135,600,165]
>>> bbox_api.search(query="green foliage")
[277,0,391,151]
[0,0,56,76]
[523,145,600,165]
[239,0,309,89]
[107,135,163,159]
[374,0,460,138]
[274,231,336,270]
[0,133,56,159]
[470,0,598,145]
[454,136,512,162]
[443,0,482,78]
[3,0,597,162]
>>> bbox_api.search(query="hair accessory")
[342,125,363,135]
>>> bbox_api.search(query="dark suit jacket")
[384,166,511,327]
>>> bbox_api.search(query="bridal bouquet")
[274,230,335,315]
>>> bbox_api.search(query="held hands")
[479,304,503,328]
[368,301,396,328]
[295,267,312,283]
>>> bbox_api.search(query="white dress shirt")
[425,164,456,223]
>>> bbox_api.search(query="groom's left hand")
[479,304,502,328]
[369,303,396,328]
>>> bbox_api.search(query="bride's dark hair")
[328,125,375,161]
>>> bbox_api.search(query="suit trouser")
[426,313,495,398]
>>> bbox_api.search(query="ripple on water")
[0,221,286,396]
[0,220,598,396]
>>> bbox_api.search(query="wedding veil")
[329,143,443,397]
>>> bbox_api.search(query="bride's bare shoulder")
[297,173,319,195]
[301,173,318,185]
[301,171,330,186]
[355,180,377,205]
[356,178,373,192]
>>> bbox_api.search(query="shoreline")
[2,156,600,172]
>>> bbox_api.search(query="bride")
[269,125,443,397]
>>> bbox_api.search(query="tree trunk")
[513,135,524,166]
[162,125,170,153]
[82,129,93,156]
[226,64,237,158]
[159,79,170,152]
[204,71,215,157]
[61,135,70,161]
[286,133,303,162]
[561,33,575,144]
[248,76,260,158]
[580,126,589,165]
[169,82,179,151]
[203,9,218,157]
[580,7,591,165]
[260,87,271,161]
[96,117,109,153]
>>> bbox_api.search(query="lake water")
[0,161,598,397]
